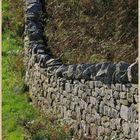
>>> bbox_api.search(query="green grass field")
[2,31,37,140]
[2,32,71,140]
[2,0,72,139]
[2,27,71,140]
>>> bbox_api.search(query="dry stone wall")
[24,0,138,139]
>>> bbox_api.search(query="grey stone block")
[95,62,113,83]
[127,92,133,103]
[65,83,71,93]
[122,122,131,135]
[98,126,105,136]
[120,99,129,105]
[127,61,138,84]
[120,92,127,99]
[67,64,77,79]
[89,81,94,89]
[90,123,97,136]
[55,65,68,77]
[110,119,116,130]
[111,108,118,118]
[75,64,91,79]
[101,116,110,128]
[83,64,96,79]
[120,105,129,121]
[134,95,138,103]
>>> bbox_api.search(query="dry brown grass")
[44,0,138,64]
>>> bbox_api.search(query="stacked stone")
[24,0,138,139]
[55,61,138,84]
[28,66,138,139]
[24,1,138,85]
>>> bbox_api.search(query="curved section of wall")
[24,0,138,139]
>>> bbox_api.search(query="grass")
[2,32,73,140]
[2,31,35,140]
[2,0,73,139]
[2,30,73,139]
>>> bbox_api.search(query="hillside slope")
[44,0,138,64]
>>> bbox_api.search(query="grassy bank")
[2,0,71,139]
[2,9,72,138]
[2,32,28,139]
[2,32,72,140]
